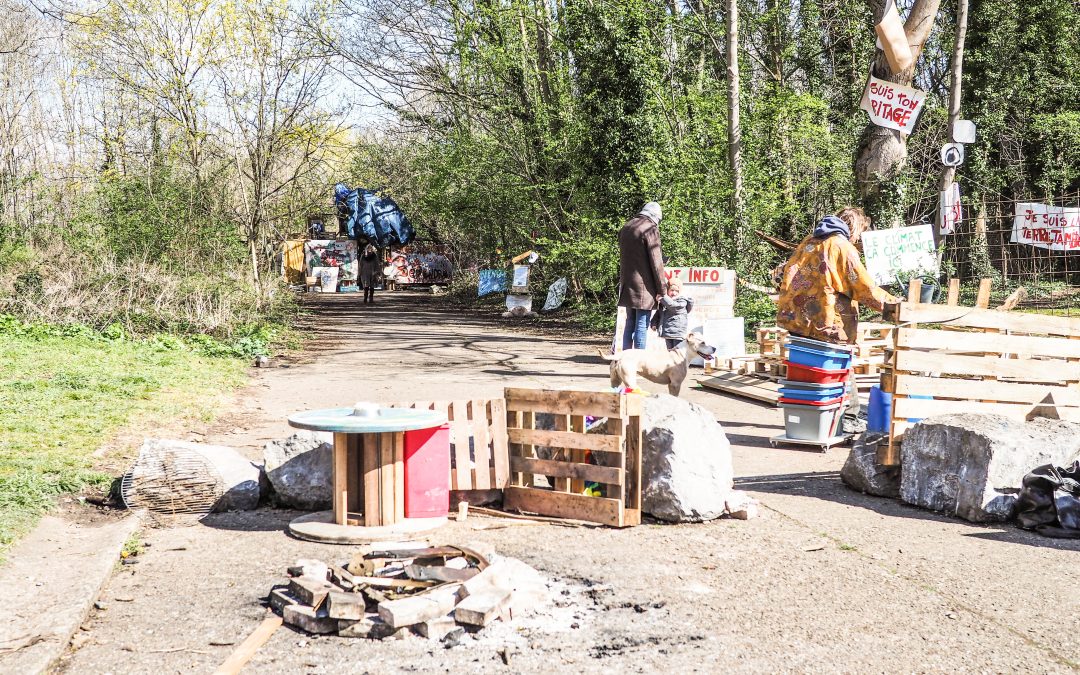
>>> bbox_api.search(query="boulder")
[900,414,1080,522]
[840,433,900,498]
[263,431,334,510]
[640,394,733,522]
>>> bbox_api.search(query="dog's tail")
[596,348,618,361]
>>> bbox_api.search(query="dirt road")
[59,293,1079,673]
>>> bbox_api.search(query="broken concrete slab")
[841,433,900,498]
[640,394,733,522]
[901,414,1080,522]
[263,431,333,510]
[0,515,138,675]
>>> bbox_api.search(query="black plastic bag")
[1014,460,1080,539]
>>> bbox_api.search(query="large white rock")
[901,414,1080,522]
[263,431,333,510]
[641,394,733,522]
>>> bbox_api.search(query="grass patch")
[0,330,247,556]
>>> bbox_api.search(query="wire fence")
[938,189,1080,315]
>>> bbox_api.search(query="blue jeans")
[622,308,651,351]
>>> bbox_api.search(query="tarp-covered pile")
[335,183,415,248]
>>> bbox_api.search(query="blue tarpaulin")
[334,183,416,247]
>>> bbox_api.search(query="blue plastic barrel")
[867,386,892,433]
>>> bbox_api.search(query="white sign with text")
[861,224,939,286]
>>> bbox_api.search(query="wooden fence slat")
[888,302,1080,338]
[504,388,623,417]
[894,374,1080,405]
[509,456,623,486]
[506,428,622,453]
[450,400,472,490]
[471,399,492,490]
[489,398,510,489]
[896,327,1080,360]
[894,349,1080,382]
[502,486,624,527]
[946,278,960,306]
[975,278,993,308]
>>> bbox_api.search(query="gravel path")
[56,293,1080,673]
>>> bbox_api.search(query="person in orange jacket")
[776,206,899,425]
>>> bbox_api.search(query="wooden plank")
[346,434,361,513]
[380,432,395,525]
[946,278,960,306]
[551,413,570,492]
[569,415,586,494]
[333,433,348,526]
[892,397,1048,421]
[471,400,492,490]
[623,414,642,517]
[488,398,510,489]
[502,486,625,527]
[504,388,624,417]
[698,373,780,405]
[506,427,622,453]
[363,433,379,526]
[509,456,623,486]
[450,400,473,491]
[212,615,282,675]
[507,408,524,486]
[975,278,993,308]
[889,302,1080,338]
[894,349,1080,382]
[894,375,1080,405]
[896,327,1080,360]
[907,278,923,303]
[393,431,405,523]
[521,411,535,487]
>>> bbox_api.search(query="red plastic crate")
[784,361,849,385]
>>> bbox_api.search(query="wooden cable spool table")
[285,406,448,543]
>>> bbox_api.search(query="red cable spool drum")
[402,423,451,518]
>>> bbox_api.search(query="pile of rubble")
[268,543,548,644]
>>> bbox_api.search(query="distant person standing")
[618,201,666,351]
[359,244,380,303]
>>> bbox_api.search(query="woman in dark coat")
[617,202,666,350]
[359,244,380,303]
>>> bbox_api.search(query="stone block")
[416,616,456,640]
[326,591,365,620]
[640,395,733,522]
[901,414,1080,522]
[289,577,336,609]
[263,432,333,510]
[338,616,393,639]
[841,433,900,498]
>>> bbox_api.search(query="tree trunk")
[854,0,942,226]
[936,0,969,243]
[727,0,744,252]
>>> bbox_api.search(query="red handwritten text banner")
[1012,202,1080,251]
[859,74,926,135]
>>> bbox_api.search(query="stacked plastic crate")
[777,337,854,442]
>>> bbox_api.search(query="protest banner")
[861,224,939,287]
[1012,202,1080,251]
[859,74,927,135]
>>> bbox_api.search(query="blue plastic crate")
[778,386,846,402]
[785,343,853,371]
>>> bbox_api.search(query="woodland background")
[2,0,1080,334]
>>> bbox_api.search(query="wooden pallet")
[699,373,782,405]
[880,301,1080,465]
[502,388,643,527]
[389,399,510,491]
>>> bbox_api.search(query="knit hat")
[638,202,662,224]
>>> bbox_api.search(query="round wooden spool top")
[287,407,447,434]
